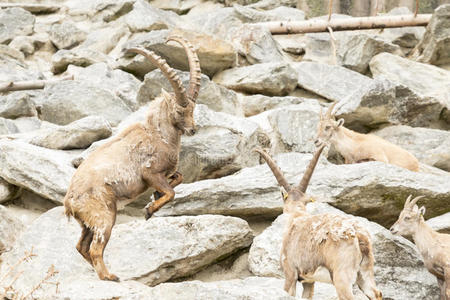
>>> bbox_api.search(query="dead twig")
[21,265,59,300]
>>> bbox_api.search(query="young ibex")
[390,195,450,300]
[315,102,419,172]
[255,147,382,300]
[63,36,201,281]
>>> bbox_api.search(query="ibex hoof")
[103,274,120,282]
[145,209,153,220]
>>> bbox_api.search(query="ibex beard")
[63,36,201,281]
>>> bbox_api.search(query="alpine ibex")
[63,36,201,281]
[390,195,450,300]
[315,102,419,171]
[254,147,382,300]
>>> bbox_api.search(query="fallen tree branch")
[0,75,74,93]
[252,14,431,34]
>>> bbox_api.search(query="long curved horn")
[409,195,425,208]
[326,102,338,118]
[166,36,201,103]
[297,144,325,193]
[404,194,413,207]
[127,47,188,107]
[254,149,291,192]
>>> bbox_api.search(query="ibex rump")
[255,144,382,300]
[315,102,419,172]
[63,36,201,281]
[391,195,450,300]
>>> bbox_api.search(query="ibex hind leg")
[76,224,94,265]
[89,221,119,281]
[152,172,183,201]
[333,270,356,300]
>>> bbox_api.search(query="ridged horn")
[127,47,188,107]
[297,144,326,193]
[326,101,338,118]
[404,194,413,207]
[166,36,201,103]
[254,148,291,192]
[409,195,425,208]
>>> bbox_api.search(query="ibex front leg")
[152,171,183,201]
[144,173,176,220]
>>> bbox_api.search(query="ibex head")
[127,36,201,136]
[254,145,325,213]
[390,195,426,236]
[315,102,344,148]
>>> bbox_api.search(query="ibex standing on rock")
[63,36,201,281]
[315,102,419,171]
[391,195,450,300]
[255,147,382,300]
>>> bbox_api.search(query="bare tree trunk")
[253,14,431,35]
[0,75,74,93]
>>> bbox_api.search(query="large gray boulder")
[248,203,440,300]
[0,205,24,254]
[0,8,35,44]
[0,92,36,119]
[156,152,450,227]
[0,140,74,203]
[249,101,321,154]
[370,52,450,101]
[49,21,86,50]
[0,177,19,204]
[374,125,450,172]
[0,45,42,82]
[293,62,450,131]
[147,277,294,300]
[137,69,243,116]
[240,94,307,117]
[40,80,132,126]
[119,29,236,78]
[0,117,19,134]
[76,24,129,54]
[16,116,112,150]
[337,33,402,74]
[213,62,298,96]
[0,207,254,297]
[233,5,305,23]
[410,4,450,66]
[427,212,450,234]
[51,48,111,74]
[68,63,141,111]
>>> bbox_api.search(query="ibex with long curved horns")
[63,36,201,281]
[315,102,419,171]
[254,147,382,300]
[391,195,450,300]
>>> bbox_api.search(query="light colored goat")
[63,36,201,281]
[254,146,382,300]
[315,102,419,171]
[391,195,450,300]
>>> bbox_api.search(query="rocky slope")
[0,1,449,299]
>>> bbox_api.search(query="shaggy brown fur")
[391,195,450,300]
[315,102,419,172]
[63,36,201,281]
[255,127,382,300]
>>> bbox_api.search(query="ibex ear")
[418,206,426,217]
[337,118,345,127]
[280,187,288,202]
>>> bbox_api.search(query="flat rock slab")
[248,203,440,300]
[0,207,254,297]
[213,62,298,96]
[370,52,450,101]
[0,140,74,203]
[157,152,450,227]
[374,125,450,172]
[426,212,450,234]
[240,94,307,117]
[14,116,112,150]
[0,8,34,44]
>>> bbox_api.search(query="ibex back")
[63,36,201,281]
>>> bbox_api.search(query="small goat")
[63,36,201,281]
[391,195,450,300]
[315,102,419,171]
[255,147,382,300]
